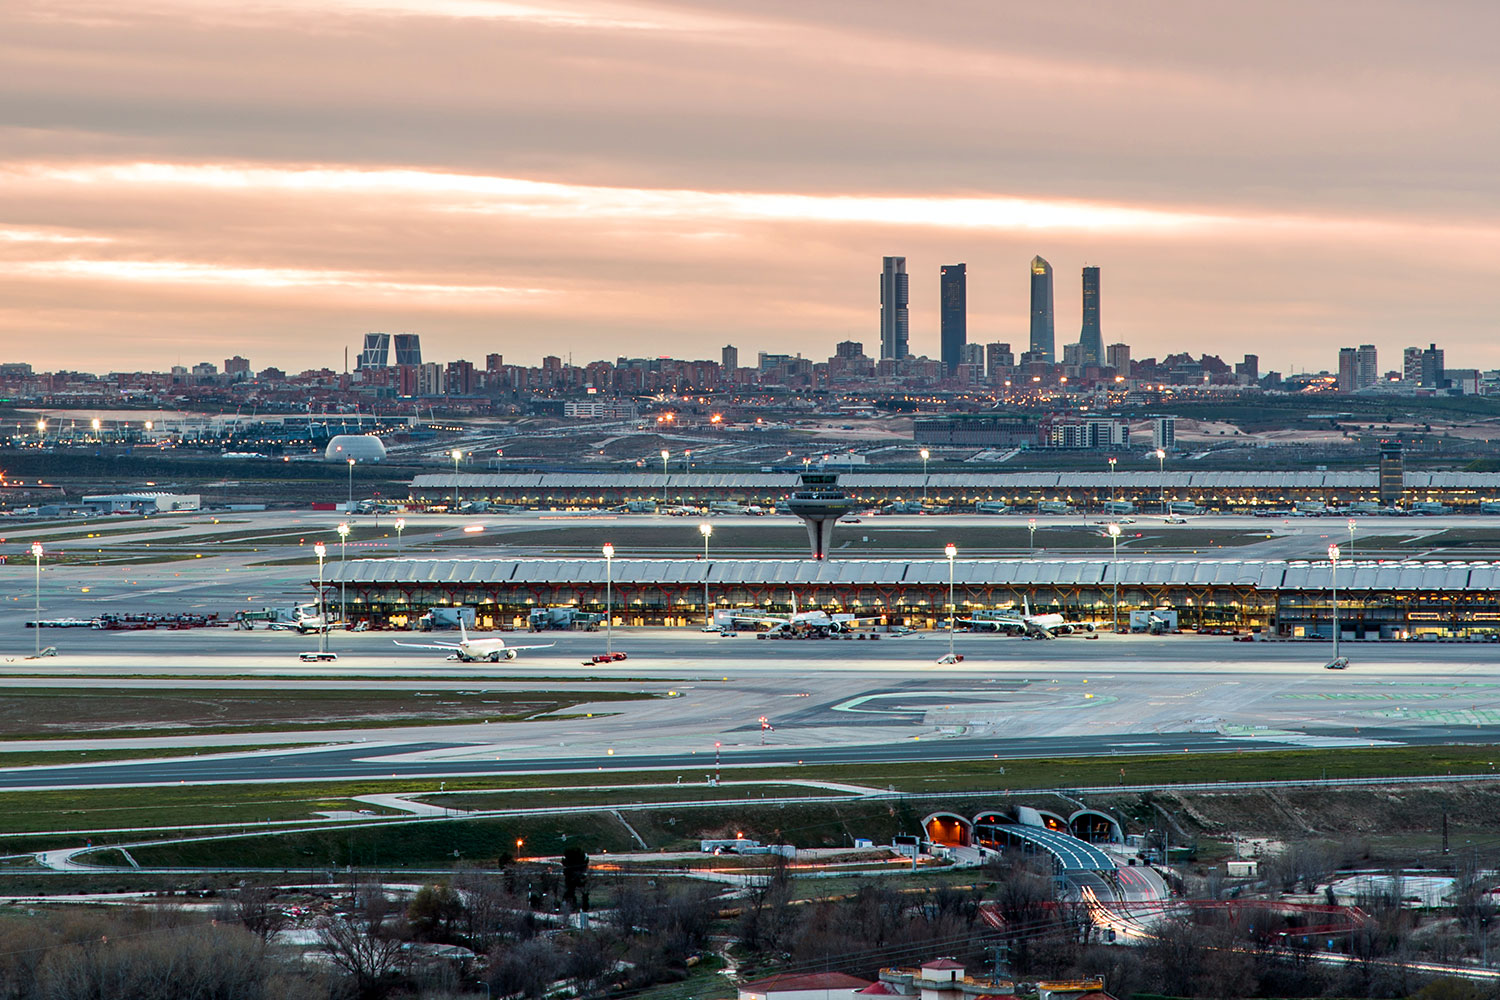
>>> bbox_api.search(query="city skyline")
[3,1,1499,371]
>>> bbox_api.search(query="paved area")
[0,508,1495,791]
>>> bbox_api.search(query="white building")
[1152,416,1176,451]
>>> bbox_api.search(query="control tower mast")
[785,471,854,560]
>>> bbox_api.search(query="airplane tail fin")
[459,614,468,643]
[791,592,798,618]
[1023,596,1031,617]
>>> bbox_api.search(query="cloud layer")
[2,0,1497,371]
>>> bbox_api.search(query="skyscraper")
[358,332,390,368]
[1078,266,1102,364]
[939,263,966,374]
[880,257,909,361]
[1420,343,1445,387]
[721,345,738,371]
[393,333,422,366]
[1106,343,1131,376]
[1338,347,1358,392]
[1356,344,1378,389]
[1029,256,1054,364]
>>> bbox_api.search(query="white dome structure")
[325,435,387,463]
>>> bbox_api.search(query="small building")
[872,958,1014,998]
[738,972,872,1000]
[81,492,200,513]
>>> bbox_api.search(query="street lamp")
[1108,456,1118,503]
[1155,448,1167,515]
[314,541,327,655]
[30,542,42,656]
[347,457,355,513]
[337,522,350,621]
[921,449,930,505]
[1347,518,1357,561]
[451,449,463,510]
[1107,523,1122,633]
[395,517,405,551]
[660,450,670,506]
[1028,517,1037,555]
[945,542,957,659]
[1328,543,1340,662]
[603,542,615,655]
[90,417,101,441]
[699,523,713,626]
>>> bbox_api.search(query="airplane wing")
[500,642,556,652]
[392,640,463,651]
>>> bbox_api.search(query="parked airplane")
[267,604,348,634]
[958,600,1102,639]
[392,619,555,662]
[722,596,882,636]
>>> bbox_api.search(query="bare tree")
[318,903,405,997]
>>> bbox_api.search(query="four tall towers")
[881,255,1100,370]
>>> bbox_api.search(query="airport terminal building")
[408,470,1500,512]
[326,556,1500,639]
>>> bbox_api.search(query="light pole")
[451,449,462,510]
[347,457,355,513]
[315,541,327,655]
[1108,456,1118,504]
[699,523,713,626]
[1108,523,1122,632]
[660,449,670,507]
[945,542,957,659]
[1347,518,1357,561]
[337,522,350,622]
[1028,517,1037,555]
[1329,543,1340,662]
[395,517,405,552]
[30,542,42,656]
[1155,448,1166,515]
[921,449,930,505]
[603,542,614,654]
[90,417,101,441]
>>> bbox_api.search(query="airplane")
[723,595,883,637]
[957,599,1102,639]
[268,604,349,634]
[392,618,555,662]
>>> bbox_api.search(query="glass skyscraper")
[1078,266,1102,365]
[880,256,909,360]
[1029,256,1054,364]
[939,263,966,375]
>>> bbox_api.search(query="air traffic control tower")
[785,471,854,559]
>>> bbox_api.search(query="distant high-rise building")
[834,340,864,359]
[358,333,390,368]
[985,342,1014,376]
[1028,256,1054,364]
[1420,343,1445,387]
[1106,343,1131,376]
[224,356,251,378]
[880,257,909,360]
[721,345,738,371]
[1338,347,1358,392]
[1356,344,1378,389]
[939,263,966,374]
[1235,354,1259,383]
[1402,346,1423,383]
[485,353,504,372]
[393,333,422,366]
[960,343,985,369]
[1078,266,1102,364]
[1153,416,1176,451]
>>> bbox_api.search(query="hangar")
[325,556,1500,638]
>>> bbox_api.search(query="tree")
[562,847,590,910]
[319,903,405,998]
[407,882,464,943]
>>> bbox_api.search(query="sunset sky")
[3,0,1497,373]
